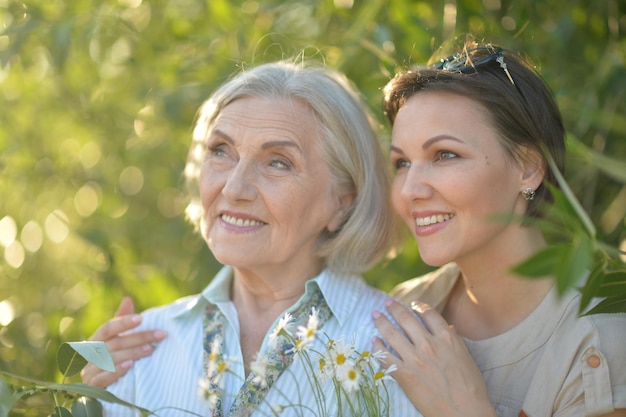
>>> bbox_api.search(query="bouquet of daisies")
[200,307,397,417]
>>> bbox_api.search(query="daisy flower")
[328,339,355,376]
[295,307,321,349]
[268,312,294,349]
[250,354,270,388]
[197,377,220,409]
[373,364,397,386]
[336,360,361,393]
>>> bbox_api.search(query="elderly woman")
[87,61,417,416]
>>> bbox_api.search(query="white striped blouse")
[103,266,421,416]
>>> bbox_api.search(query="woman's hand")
[80,297,166,388]
[372,299,496,417]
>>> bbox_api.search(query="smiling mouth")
[415,213,455,227]
[221,214,265,227]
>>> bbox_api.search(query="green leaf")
[51,406,73,417]
[57,342,115,377]
[71,396,103,417]
[545,155,596,238]
[578,260,607,314]
[555,237,594,295]
[46,383,152,415]
[584,296,626,315]
[569,137,626,182]
[544,184,584,236]
[0,373,152,416]
[0,377,13,417]
[512,243,569,278]
[596,271,626,298]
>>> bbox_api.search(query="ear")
[519,147,546,192]
[327,193,355,233]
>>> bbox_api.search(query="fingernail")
[153,330,166,340]
[384,299,393,307]
[131,314,142,323]
[120,360,133,369]
[411,301,426,313]
[142,344,154,352]
[372,310,381,319]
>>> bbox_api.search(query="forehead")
[211,96,321,146]
[395,91,492,131]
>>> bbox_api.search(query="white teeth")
[415,213,454,227]
[221,214,264,227]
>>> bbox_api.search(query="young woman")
[373,42,626,417]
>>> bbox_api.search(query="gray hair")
[184,61,398,274]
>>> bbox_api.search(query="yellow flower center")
[336,353,346,365]
[348,369,357,381]
[217,362,227,373]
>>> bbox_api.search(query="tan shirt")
[391,263,626,417]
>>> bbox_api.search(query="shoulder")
[390,263,459,311]
[555,298,626,380]
[523,292,626,415]
[137,294,203,329]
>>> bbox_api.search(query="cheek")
[199,169,220,207]
[390,179,407,214]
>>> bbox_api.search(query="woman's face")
[390,91,529,267]
[199,96,346,278]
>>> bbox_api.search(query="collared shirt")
[392,263,626,417]
[104,266,421,416]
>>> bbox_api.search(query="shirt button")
[587,354,601,368]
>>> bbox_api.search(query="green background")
[1,0,624,403]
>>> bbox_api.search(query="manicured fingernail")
[120,360,133,369]
[372,310,381,319]
[153,330,166,340]
[131,314,142,323]
[384,299,393,307]
[142,344,154,352]
[411,301,426,313]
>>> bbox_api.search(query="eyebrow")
[210,129,302,152]
[421,135,463,150]
[390,134,463,154]
[261,140,301,152]
[210,129,234,144]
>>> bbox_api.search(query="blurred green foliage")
[0,0,625,414]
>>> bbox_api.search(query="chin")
[418,252,452,268]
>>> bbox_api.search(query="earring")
[522,187,535,201]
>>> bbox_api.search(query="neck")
[231,267,320,314]
[231,266,323,367]
[445,226,553,339]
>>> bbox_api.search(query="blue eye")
[270,159,289,169]
[208,144,227,157]
[393,159,410,171]
[438,151,458,160]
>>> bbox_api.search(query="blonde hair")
[184,61,398,274]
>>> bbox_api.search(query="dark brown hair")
[383,42,566,218]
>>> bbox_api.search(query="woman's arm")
[81,297,166,388]
[373,299,496,417]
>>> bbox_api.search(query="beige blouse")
[391,263,626,417]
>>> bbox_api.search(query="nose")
[397,164,433,201]
[221,160,258,202]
